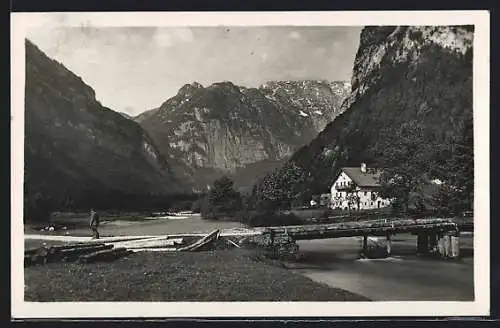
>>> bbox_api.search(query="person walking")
[89,209,100,239]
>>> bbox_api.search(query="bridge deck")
[264,218,458,240]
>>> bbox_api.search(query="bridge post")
[360,235,368,258]
[450,231,460,259]
[443,234,451,257]
[417,232,429,255]
[428,233,438,254]
[437,232,445,257]
[385,234,392,256]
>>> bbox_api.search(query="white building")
[330,163,392,210]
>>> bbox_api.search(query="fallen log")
[25,248,40,256]
[48,242,105,252]
[177,229,220,252]
[26,244,114,264]
[79,247,133,263]
[113,237,183,249]
[59,244,114,262]
[225,238,241,248]
[133,247,177,252]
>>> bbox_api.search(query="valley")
[19,22,478,307]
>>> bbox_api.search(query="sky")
[28,26,362,116]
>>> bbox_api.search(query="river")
[285,233,474,301]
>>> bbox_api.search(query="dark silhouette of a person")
[89,209,100,239]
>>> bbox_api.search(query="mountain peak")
[178,81,204,94]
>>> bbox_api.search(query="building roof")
[340,167,382,188]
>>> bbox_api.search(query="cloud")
[260,52,269,62]
[152,27,194,48]
[288,31,301,40]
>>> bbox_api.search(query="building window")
[364,191,367,196]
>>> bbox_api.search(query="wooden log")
[59,244,114,262]
[25,248,40,256]
[226,238,241,248]
[31,254,48,265]
[79,247,132,263]
[49,242,105,252]
[177,229,220,252]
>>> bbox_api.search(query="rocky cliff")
[24,40,185,220]
[136,80,350,191]
[254,25,474,200]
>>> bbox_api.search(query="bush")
[243,210,305,227]
[190,198,206,213]
[169,200,194,212]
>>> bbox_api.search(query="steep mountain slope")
[254,26,474,200]
[136,80,350,191]
[24,40,185,220]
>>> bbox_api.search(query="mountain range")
[135,79,350,191]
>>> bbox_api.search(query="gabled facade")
[330,163,392,210]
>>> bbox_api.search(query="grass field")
[24,249,369,302]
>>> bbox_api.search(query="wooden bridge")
[263,218,463,259]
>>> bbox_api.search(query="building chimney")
[360,163,367,173]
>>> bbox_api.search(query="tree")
[431,117,474,214]
[252,162,306,211]
[208,176,237,206]
[371,120,438,214]
[203,176,242,219]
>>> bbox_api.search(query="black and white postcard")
[10,11,490,318]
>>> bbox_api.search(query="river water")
[286,233,474,301]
